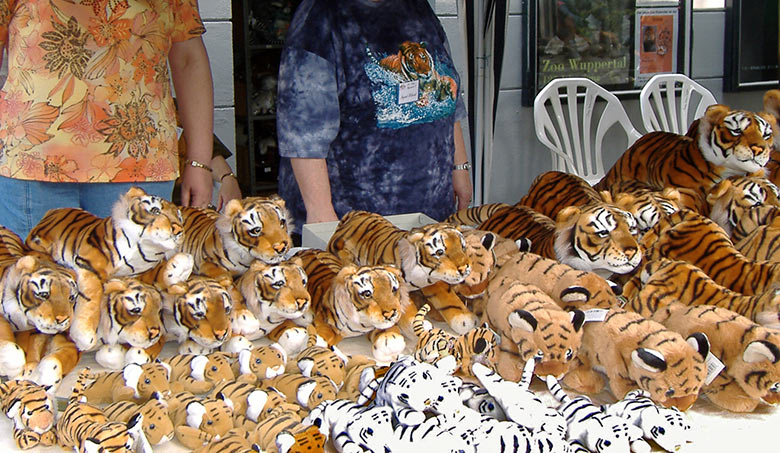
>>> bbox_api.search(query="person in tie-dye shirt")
[0,0,214,239]
[277,0,472,237]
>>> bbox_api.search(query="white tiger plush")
[304,399,396,453]
[603,389,693,453]
[357,355,463,425]
[459,382,506,420]
[547,375,639,453]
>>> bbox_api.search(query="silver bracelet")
[453,162,472,171]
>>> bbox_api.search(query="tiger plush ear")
[507,309,537,344]
[743,340,780,364]
[225,199,244,218]
[686,332,710,360]
[702,104,731,129]
[103,278,129,294]
[570,310,585,332]
[631,348,667,373]
[555,206,581,226]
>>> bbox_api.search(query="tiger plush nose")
[459,264,471,277]
[148,326,160,339]
[383,309,397,320]
[55,315,69,325]
[665,388,675,397]
[214,329,227,341]
[296,297,309,310]
[274,241,288,254]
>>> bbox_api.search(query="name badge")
[398,80,419,104]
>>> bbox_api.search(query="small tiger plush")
[264,373,338,410]
[249,408,325,453]
[482,281,585,381]
[706,175,780,237]
[165,351,236,394]
[79,361,171,404]
[234,342,287,382]
[562,307,709,410]
[168,391,235,450]
[14,330,81,388]
[102,392,174,446]
[26,187,183,351]
[290,248,408,362]
[625,258,780,328]
[651,303,780,412]
[0,379,56,449]
[479,202,642,277]
[641,209,780,296]
[236,257,310,341]
[208,380,273,424]
[179,196,292,279]
[594,104,775,199]
[293,330,349,389]
[304,399,396,453]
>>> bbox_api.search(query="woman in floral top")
[0,0,214,238]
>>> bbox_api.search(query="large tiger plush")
[0,379,57,449]
[607,180,689,235]
[378,41,457,102]
[482,281,585,381]
[594,104,775,199]
[327,210,471,335]
[14,330,81,388]
[517,170,603,220]
[651,303,780,413]
[478,202,641,277]
[26,187,183,352]
[625,258,780,328]
[287,248,408,362]
[179,196,291,279]
[706,175,780,237]
[444,202,511,227]
[562,307,709,410]
[641,209,780,296]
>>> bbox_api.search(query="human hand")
[217,174,242,211]
[453,168,473,209]
[180,165,214,207]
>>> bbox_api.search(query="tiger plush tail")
[546,375,572,404]
[70,367,92,404]
[412,304,432,338]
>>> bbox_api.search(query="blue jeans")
[0,177,175,241]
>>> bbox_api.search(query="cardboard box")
[301,212,437,250]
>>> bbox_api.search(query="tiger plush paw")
[371,331,406,363]
[277,326,309,355]
[161,252,194,286]
[231,309,261,337]
[30,357,64,387]
[178,341,212,355]
[96,344,127,370]
[221,335,253,353]
[70,320,98,352]
[124,347,152,366]
[0,342,25,378]
[449,312,479,335]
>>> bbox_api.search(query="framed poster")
[522,0,687,105]
[724,0,779,91]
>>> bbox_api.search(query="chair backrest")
[639,73,717,135]
[533,77,642,186]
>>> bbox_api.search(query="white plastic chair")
[533,77,642,186]
[639,73,717,135]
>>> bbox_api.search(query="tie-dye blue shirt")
[277,0,467,233]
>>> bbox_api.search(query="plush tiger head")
[102,277,163,349]
[707,175,780,236]
[218,195,291,265]
[238,258,310,321]
[113,186,184,253]
[134,394,174,445]
[697,105,774,175]
[613,187,683,236]
[398,223,471,286]
[177,396,234,445]
[281,425,327,453]
[723,329,780,405]
[453,323,500,377]
[188,352,236,387]
[332,263,407,331]
[236,343,287,380]
[123,361,172,401]
[1,253,78,334]
[0,380,55,436]
[554,200,641,276]
[168,276,233,349]
[452,230,499,299]
[297,343,349,388]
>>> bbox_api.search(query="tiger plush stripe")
[516,170,603,220]
[608,180,689,235]
[732,205,780,243]
[179,196,291,279]
[641,209,780,296]
[102,393,174,445]
[0,379,56,449]
[651,303,780,412]
[26,187,183,351]
[594,104,774,200]
[168,391,235,450]
[14,331,81,388]
[482,282,585,380]
[706,175,780,237]
[444,202,510,226]
[562,307,709,410]
[625,258,780,328]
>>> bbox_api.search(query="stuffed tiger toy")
[293,329,349,389]
[562,307,709,410]
[327,210,471,335]
[95,276,164,370]
[208,380,275,425]
[444,202,511,227]
[264,373,338,410]
[304,399,396,453]
[482,281,584,381]
[624,258,780,328]
[79,362,171,404]
[705,175,780,237]
[478,202,641,277]
[25,187,183,352]
[377,41,457,102]
[168,391,235,450]
[234,342,287,382]
[165,351,237,394]
[0,379,57,449]
[731,204,780,243]
[733,222,780,262]
[594,104,775,200]
[516,170,604,220]
[651,303,780,413]
[102,392,174,445]
[179,196,291,279]
[640,209,780,296]
[286,248,409,362]
[13,330,80,388]
[608,180,689,235]
[761,89,780,185]
[58,368,151,452]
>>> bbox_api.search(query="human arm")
[289,157,339,224]
[169,36,214,207]
[452,121,472,209]
[211,155,241,211]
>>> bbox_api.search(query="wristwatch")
[453,162,472,171]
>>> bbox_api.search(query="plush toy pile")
[3,94,780,451]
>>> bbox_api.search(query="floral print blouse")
[0,0,205,183]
